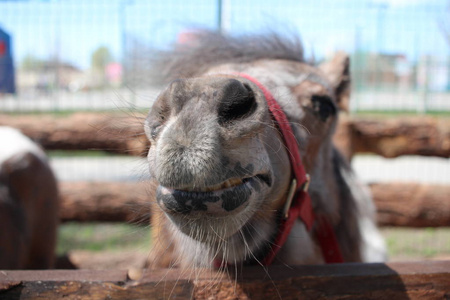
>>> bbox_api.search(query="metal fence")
[0,0,449,113]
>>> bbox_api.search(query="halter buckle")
[282,179,297,219]
[282,174,310,219]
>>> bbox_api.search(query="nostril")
[218,81,257,125]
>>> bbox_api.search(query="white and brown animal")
[144,32,386,269]
[0,127,58,269]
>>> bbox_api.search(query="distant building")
[416,55,450,92]
[352,52,419,92]
[0,27,16,94]
[365,53,414,89]
[17,61,85,93]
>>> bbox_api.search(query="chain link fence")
[0,0,449,113]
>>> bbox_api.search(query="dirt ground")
[56,250,149,270]
[54,223,450,270]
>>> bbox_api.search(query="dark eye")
[150,123,161,140]
[311,95,336,122]
[150,112,168,139]
[147,102,170,140]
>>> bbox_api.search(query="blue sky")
[0,0,448,69]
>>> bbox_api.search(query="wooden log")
[0,261,449,299]
[2,113,449,158]
[58,181,153,224]
[371,182,450,227]
[0,113,149,156]
[350,117,450,158]
[57,181,450,227]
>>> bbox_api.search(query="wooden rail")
[1,113,449,158]
[1,261,449,299]
[58,181,450,227]
[59,181,151,224]
[333,116,450,159]
[371,182,450,227]
[0,113,148,156]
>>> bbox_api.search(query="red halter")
[237,73,344,265]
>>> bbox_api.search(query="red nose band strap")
[235,73,344,265]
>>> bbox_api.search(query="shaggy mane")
[152,30,307,84]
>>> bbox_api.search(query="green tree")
[90,46,113,71]
[21,54,45,71]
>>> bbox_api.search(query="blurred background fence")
[0,0,449,266]
[0,0,449,113]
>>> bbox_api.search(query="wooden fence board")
[1,261,449,299]
[0,113,148,156]
[59,181,152,224]
[2,113,449,158]
[372,182,450,227]
[350,117,450,158]
[58,181,450,227]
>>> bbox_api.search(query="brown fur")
[0,141,58,269]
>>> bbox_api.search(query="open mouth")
[173,174,272,194]
[177,177,249,193]
[157,174,272,215]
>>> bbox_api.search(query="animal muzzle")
[156,178,255,216]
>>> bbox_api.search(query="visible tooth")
[205,185,216,192]
[230,178,242,187]
[209,183,222,191]
[178,178,245,193]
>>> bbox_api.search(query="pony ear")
[319,52,351,112]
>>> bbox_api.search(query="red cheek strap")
[236,72,344,265]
